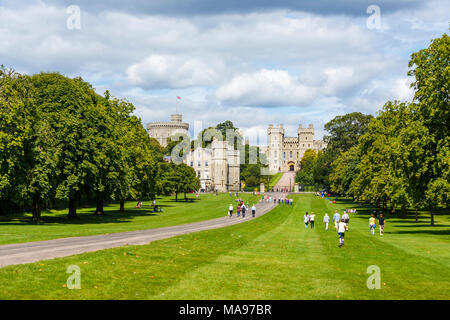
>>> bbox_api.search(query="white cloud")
[216,69,317,107]
[126,54,222,89]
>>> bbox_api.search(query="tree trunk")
[119,200,125,212]
[400,205,406,217]
[415,208,418,222]
[68,196,78,219]
[382,200,387,211]
[175,192,178,202]
[32,194,41,222]
[391,203,396,215]
[95,195,104,215]
[430,210,434,226]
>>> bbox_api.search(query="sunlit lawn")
[0,194,448,299]
[0,193,261,245]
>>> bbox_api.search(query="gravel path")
[0,193,281,268]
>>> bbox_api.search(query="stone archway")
[287,161,295,172]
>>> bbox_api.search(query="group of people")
[260,195,293,205]
[228,201,257,218]
[302,209,386,248]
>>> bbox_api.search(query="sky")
[0,0,448,145]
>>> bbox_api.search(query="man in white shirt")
[251,205,256,218]
[332,211,341,230]
[323,213,330,230]
[338,219,346,247]
[228,204,233,218]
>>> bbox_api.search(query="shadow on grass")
[388,229,450,236]
[0,208,160,226]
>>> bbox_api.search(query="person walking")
[304,212,310,229]
[251,204,256,218]
[342,210,350,231]
[332,210,341,230]
[228,204,233,218]
[378,213,385,235]
[369,214,376,235]
[237,204,241,217]
[310,212,316,229]
[290,198,293,206]
[323,213,330,230]
[337,218,346,247]
[241,203,246,218]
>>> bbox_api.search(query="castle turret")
[267,124,284,173]
[211,139,228,192]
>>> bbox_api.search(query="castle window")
[205,161,208,167]
[308,144,310,147]
[197,171,201,177]
[283,152,285,159]
[290,151,292,159]
[297,152,299,158]
[198,162,201,167]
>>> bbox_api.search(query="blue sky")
[0,0,448,144]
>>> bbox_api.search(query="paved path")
[0,195,280,268]
[275,171,296,188]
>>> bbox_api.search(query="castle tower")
[146,114,189,147]
[267,124,284,173]
[211,139,228,192]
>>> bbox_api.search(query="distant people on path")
[378,213,385,235]
[338,218,346,247]
[228,204,233,218]
[369,214,376,235]
[333,210,341,230]
[242,203,246,217]
[323,213,330,230]
[342,210,350,231]
[252,204,256,218]
[304,212,310,229]
[237,204,241,217]
[289,198,293,206]
[310,212,316,229]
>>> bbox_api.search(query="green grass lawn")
[0,193,261,245]
[0,194,448,299]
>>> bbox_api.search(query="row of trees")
[328,34,449,223]
[0,69,200,220]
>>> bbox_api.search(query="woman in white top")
[309,212,316,229]
[304,212,310,229]
[323,213,330,230]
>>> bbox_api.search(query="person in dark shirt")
[378,213,385,235]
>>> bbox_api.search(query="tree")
[408,33,450,224]
[170,163,200,201]
[324,112,374,153]
[30,73,101,218]
[295,149,317,186]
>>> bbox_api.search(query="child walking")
[338,218,346,247]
